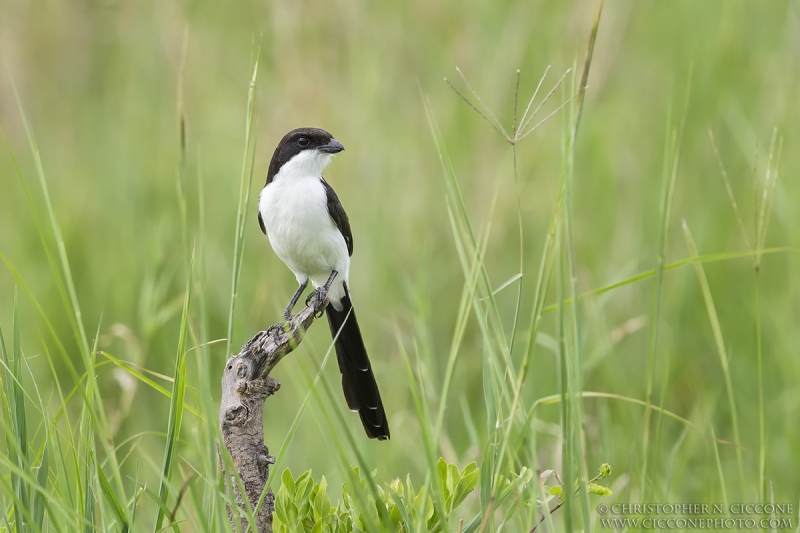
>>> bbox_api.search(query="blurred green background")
[1,0,798,530]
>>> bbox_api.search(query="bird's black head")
[265,127,344,185]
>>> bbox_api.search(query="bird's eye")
[297,137,309,147]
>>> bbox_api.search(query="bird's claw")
[304,289,316,307]
[305,288,321,307]
[305,288,327,318]
[265,322,285,342]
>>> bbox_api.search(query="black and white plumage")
[258,127,390,441]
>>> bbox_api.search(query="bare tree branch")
[219,290,330,533]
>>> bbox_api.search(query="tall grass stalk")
[718,125,780,502]
[559,2,603,530]
[421,93,509,514]
[427,85,514,383]
[556,230,573,533]
[153,251,194,532]
[10,81,135,525]
[681,221,746,497]
[639,110,674,501]
[398,334,451,531]
[653,67,693,501]
[443,56,578,532]
[225,54,260,358]
[190,146,230,532]
[176,29,191,266]
[710,426,729,510]
[508,73,525,358]
[640,64,691,501]
[754,129,782,502]
[436,3,603,529]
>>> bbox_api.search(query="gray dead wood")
[219,291,329,533]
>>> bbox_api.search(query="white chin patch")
[278,150,333,179]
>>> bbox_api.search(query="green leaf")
[282,468,295,495]
[285,498,299,526]
[275,479,300,526]
[446,462,459,507]
[453,462,479,508]
[311,477,330,522]
[437,458,452,509]
[275,485,291,525]
[295,471,314,519]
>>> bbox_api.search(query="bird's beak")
[318,138,345,154]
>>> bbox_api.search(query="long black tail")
[326,288,390,440]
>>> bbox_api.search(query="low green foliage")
[274,461,613,533]
[274,460,481,533]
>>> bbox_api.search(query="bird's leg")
[282,280,308,321]
[322,269,338,292]
[266,280,309,342]
[306,270,338,317]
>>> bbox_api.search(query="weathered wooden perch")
[220,290,330,533]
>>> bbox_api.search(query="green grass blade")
[556,232,574,533]
[561,2,604,529]
[11,81,92,364]
[435,203,487,440]
[755,272,766,502]
[682,221,746,497]
[98,351,201,418]
[154,250,195,532]
[0,292,32,530]
[540,247,790,314]
[94,449,129,532]
[710,426,729,510]
[83,459,95,533]
[422,91,515,381]
[639,109,674,501]
[641,62,691,500]
[32,441,49,530]
[10,80,133,510]
[225,54,260,358]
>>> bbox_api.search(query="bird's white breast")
[258,162,350,299]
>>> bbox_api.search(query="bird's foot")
[305,288,327,318]
[265,322,286,342]
[304,289,317,307]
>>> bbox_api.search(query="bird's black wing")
[257,211,266,235]
[321,178,353,256]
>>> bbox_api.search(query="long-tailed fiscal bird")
[257,127,390,440]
